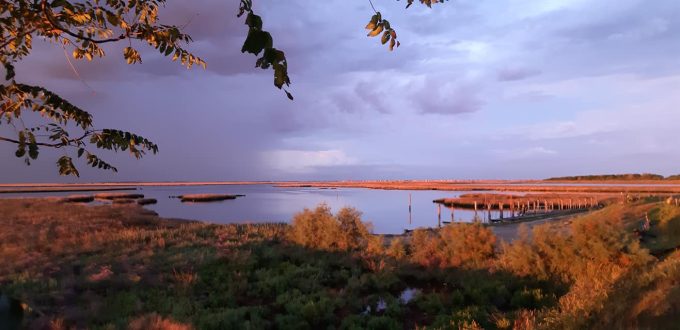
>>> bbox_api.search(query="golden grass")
[94,192,145,200]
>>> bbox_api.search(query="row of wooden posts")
[408,194,600,227]
[433,198,599,227]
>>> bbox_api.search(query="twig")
[62,46,96,94]
[368,0,378,13]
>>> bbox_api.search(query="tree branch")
[40,0,127,44]
[0,130,92,147]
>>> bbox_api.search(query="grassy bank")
[1,199,679,329]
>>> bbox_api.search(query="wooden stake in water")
[437,203,441,228]
[408,193,412,224]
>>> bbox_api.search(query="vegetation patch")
[1,199,679,329]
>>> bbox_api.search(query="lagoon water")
[138,185,496,234]
[1,184,502,234]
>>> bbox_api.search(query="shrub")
[287,204,372,252]
[409,224,497,269]
[336,207,372,250]
[438,223,496,268]
[386,237,406,260]
[409,229,444,268]
[287,204,340,250]
[498,208,654,328]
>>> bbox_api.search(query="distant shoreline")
[3,178,680,187]
[2,179,680,195]
[0,181,276,188]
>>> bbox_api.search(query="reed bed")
[94,193,145,200]
[178,194,245,202]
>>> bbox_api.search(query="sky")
[2,0,680,182]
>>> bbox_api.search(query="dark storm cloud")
[497,67,541,82]
[414,78,483,115]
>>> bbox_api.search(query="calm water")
[1,184,504,234]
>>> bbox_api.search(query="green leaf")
[57,156,79,177]
[241,30,273,55]
[245,12,263,30]
[4,63,15,80]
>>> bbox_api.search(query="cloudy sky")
[3,0,680,182]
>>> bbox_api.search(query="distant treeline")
[547,173,680,181]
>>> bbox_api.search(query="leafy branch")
[238,0,293,100]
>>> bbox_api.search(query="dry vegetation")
[1,198,680,329]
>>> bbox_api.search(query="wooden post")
[437,203,441,228]
[408,193,412,224]
[409,193,412,212]
[499,203,504,219]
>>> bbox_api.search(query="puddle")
[363,298,387,314]
[400,288,420,304]
[363,288,420,314]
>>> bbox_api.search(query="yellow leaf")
[367,25,384,37]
